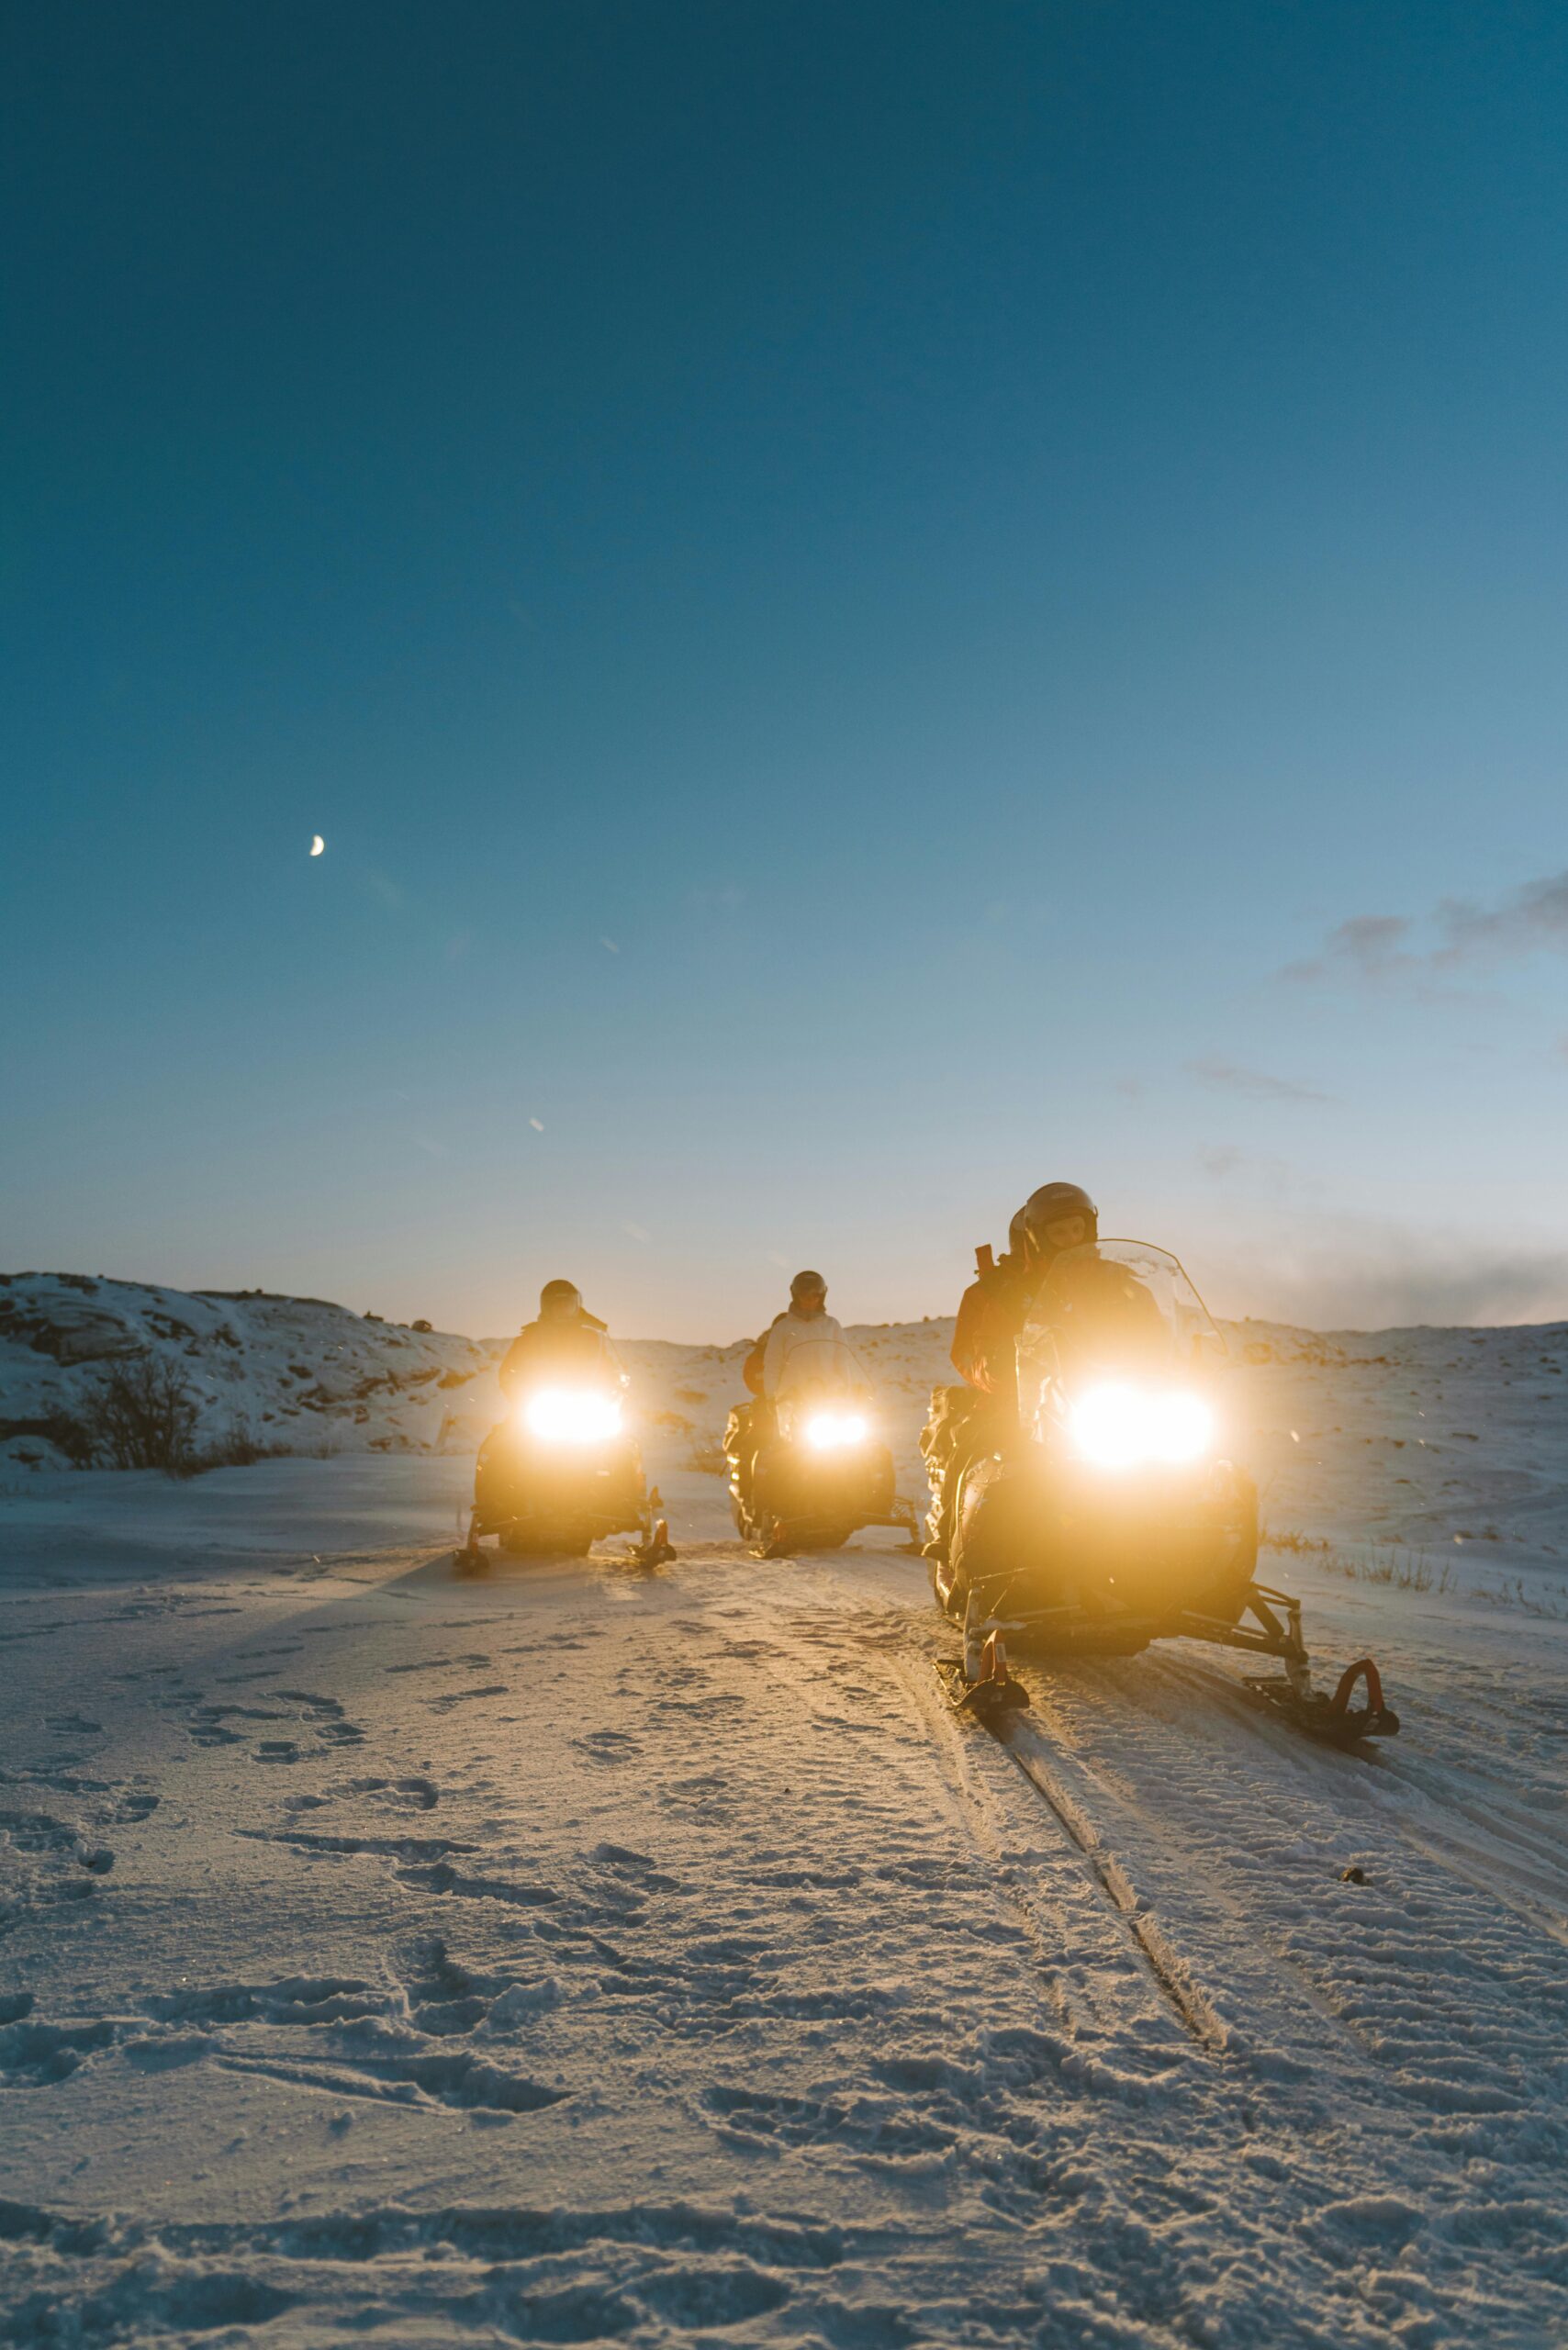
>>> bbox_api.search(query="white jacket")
[762,1309,855,1399]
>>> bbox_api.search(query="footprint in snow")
[571,1729,642,1764]
[428,1684,508,1712]
[343,1775,440,1812]
[218,2042,565,2116]
[591,1842,679,1891]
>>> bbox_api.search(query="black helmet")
[1013,1182,1099,1262]
[539,1279,582,1319]
[790,1269,827,1302]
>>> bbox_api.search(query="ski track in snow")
[1,1348,1566,2341]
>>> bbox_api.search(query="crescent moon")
[309,835,325,856]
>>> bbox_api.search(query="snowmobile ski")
[935,1627,1030,1720]
[615,1515,677,1570]
[1242,1655,1399,1747]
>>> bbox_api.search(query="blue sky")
[6,1,1567,1338]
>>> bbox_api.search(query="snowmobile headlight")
[803,1410,870,1451]
[1070,1384,1213,1471]
[521,1389,622,1445]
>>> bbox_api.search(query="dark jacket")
[953,1248,1166,1407]
[951,1252,1037,1408]
[498,1311,622,1400]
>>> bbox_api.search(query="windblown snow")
[1,1271,1565,2344]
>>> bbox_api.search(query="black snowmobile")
[924,1240,1397,1747]
[456,1380,673,1571]
[725,1337,918,1558]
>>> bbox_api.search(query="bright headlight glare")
[1154,1392,1213,1463]
[1070,1384,1213,1471]
[804,1410,869,1451]
[521,1389,622,1444]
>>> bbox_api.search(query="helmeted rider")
[952,1183,1101,1410]
[924,1183,1100,1561]
[473,1281,647,1551]
[499,1281,624,1402]
[732,1270,848,1507]
[763,1270,853,1398]
[742,1270,843,1396]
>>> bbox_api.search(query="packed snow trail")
[0,1457,1564,2345]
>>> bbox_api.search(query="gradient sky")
[6,1,1568,1340]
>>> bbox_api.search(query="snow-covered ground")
[2,1282,1566,2344]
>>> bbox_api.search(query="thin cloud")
[1189,1056,1331,1104]
[1196,1143,1297,1195]
[1282,912,1413,985]
[1226,1238,1568,1331]
[1284,868,1568,986]
[1437,869,1568,962]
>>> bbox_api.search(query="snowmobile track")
[991,1716,1227,2053]
[915,1639,1226,2054]
[891,1610,1229,2054]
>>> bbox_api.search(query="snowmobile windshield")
[1017,1241,1226,1396]
[772,1336,873,1401]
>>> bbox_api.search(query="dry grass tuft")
[1267,1527,1568,1616]
[1321,1545,1450,1595]
[1473,1577,1568,1620]
[1265,1528,1449,1593]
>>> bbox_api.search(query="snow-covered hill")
[0,1274,498,1469]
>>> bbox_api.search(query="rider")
[762,1270,848,1397]
[498,1280,624,1401]
[924,1183,1101,1558]
[732,1271,845,1500]
[475,1281,645,1547]
[952,1183,1099,1409]
[740,1270,840,1393]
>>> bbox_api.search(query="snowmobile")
[456,1380,673,1571]
[924,1240,1398,1747]
[725,1338,919,1558]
